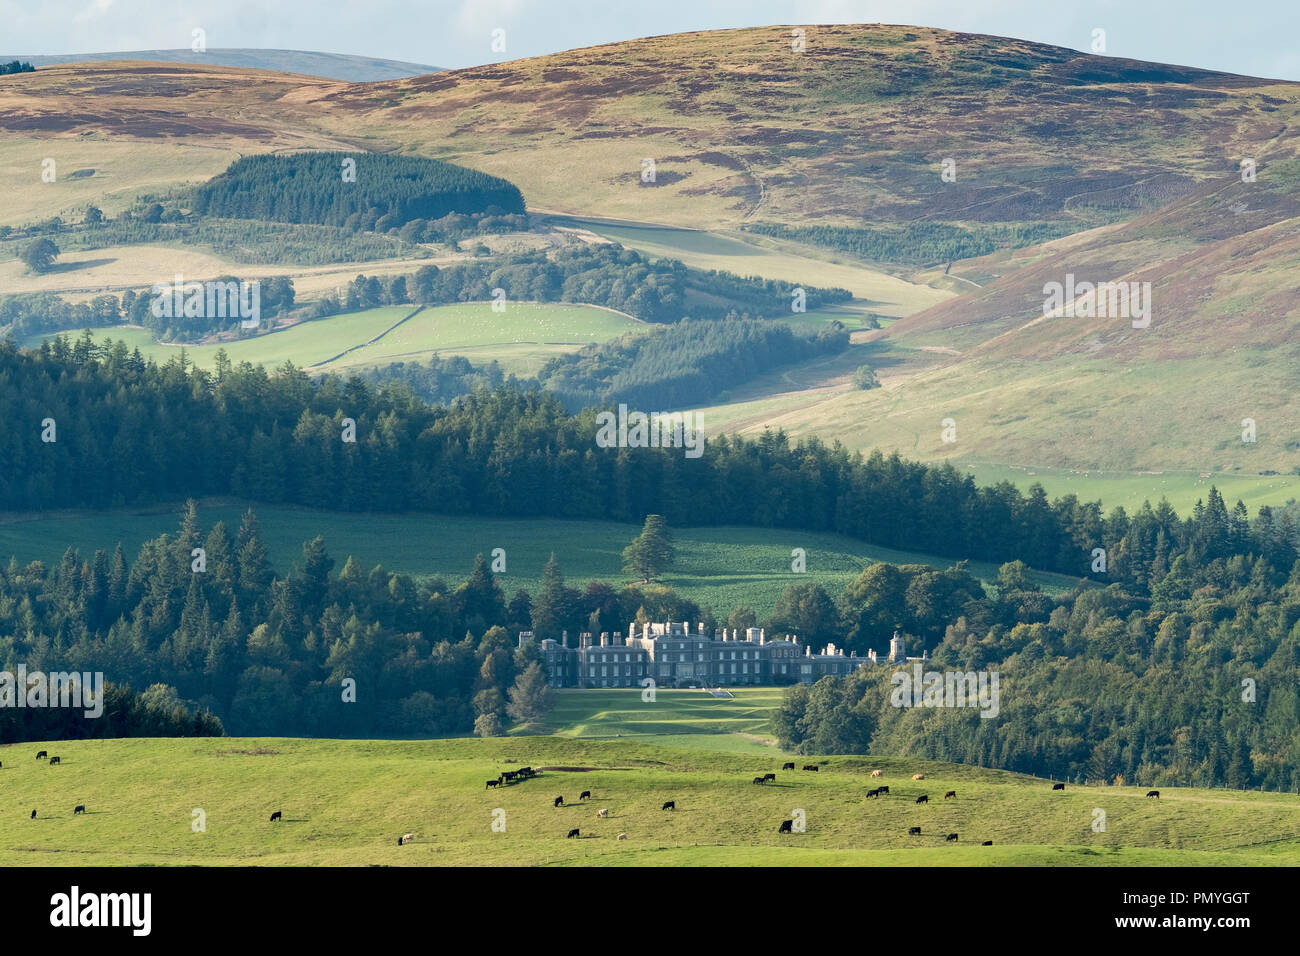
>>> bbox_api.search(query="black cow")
[74,805,86,814]
[566,828,580,839]
[270,811,282,822]
[30,810,36,819]
[503,771,517,783]
[49,756,60,766]
[580,790,591,801]
[662,801,675,811]
[908,826,921,836]
[915,794,928,804]
[866,788,879,799]
[878,786,889,794]
[944,791,956,799]
[763,773,776,782]
[520,767,533,775]
[1146,790,1160,799]
[486,779,500,789]
[782,762,795,770]
[36,751,47,759]
[554,796,564,807]
[802,765,819,772]
[1052,783,1065,791]
[752,777,765,785]
[778,820,793,833]
[946,833,958,842]
[982,840,993,845]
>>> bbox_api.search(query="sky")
[3,0,1297,81]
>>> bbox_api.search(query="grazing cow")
[782,762,795,770]
[944,791,956,799]
[802,765,819,772]
[596,809,609,818]
[74,805,86,815]
[554,796,564,807]
[870,770,884,778]
[763,773,776,782]
[1146,790,1160,799]
[982,840,993,846]
[946,833,959,842]
[912,773,925,780]
[1052,783,1065,791]
[866,788,879,799]
[36,751,47,759]
[752,777,766,785]
[879,786,889,794]
[661,801,675,811]
[30,810,36,819]
[398,833,414,845]
[617,833,627,841]
[908,826,921,836]
[270,811,282,822]
[566,828,580,839]
[49,757,60,766]
[778,820,793,834]
[915,794,928,804]
[503,771,517,783]
[486,779,500,789]
[580,790,591,801]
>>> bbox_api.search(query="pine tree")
[622,514,675,583]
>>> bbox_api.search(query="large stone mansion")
[519,621,914,689]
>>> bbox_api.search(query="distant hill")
[2,48,439,81]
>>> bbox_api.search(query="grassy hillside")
[0,504,1086,620]
[5,27,1294,231]
[2,735,1295,865]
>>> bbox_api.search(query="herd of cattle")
[463,760,1110,846]
[14,745,1160,849]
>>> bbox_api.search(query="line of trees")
[748,221,1074,266]
[1,277,297,342]
[317,244,850,325]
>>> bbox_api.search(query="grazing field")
[0,503,1087,620]
[2,735,1296,866]
[25,302,645,378]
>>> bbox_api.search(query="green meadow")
[2,730,1295,866]
[0,503,1087,620]
[26,302,646,378]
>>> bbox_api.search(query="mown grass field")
[2,732,1296,866]
[0,503,1087,619]
[533,688,785,752]
[26,302,645,378]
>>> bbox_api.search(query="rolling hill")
[3,24,1298,505]
[2,734,1295,865]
